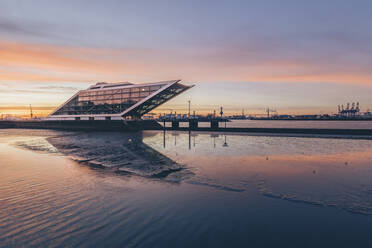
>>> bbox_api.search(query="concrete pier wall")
[0,120,162,131]
[3,120,372,137]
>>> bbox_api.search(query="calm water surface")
[225,119,372,129]
[172,119,372,129]
[1,129,372,247]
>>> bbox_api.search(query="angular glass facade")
[48,80,193,119]
[123,82,190,117]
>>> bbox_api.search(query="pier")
[2,119,372,138]
[158,117,228,129]
[162,126,372,137]
[0,120,162,131]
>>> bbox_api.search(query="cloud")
[0,16,71,44]
[1,38,372,85]
[0,18,41,36]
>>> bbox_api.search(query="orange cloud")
[1,40,372,85]
[0,41,126,74]
[0,68,75,82]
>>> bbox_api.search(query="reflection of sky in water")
[145,131,372,215]
[225,120,372,129]
[2,129,372,247]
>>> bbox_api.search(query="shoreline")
[2,120,372,138]
[162,127,372,136]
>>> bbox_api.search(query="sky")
[1,0,372,116]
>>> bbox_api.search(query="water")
[2,129,372,247]
[161,119,372,129]
[226,119,372,129]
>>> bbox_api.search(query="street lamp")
[188,100,191,118]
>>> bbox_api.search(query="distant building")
[47,80,193,121]
[293,115,319,119]
[276,115,293,119]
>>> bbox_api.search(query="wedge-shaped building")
[48,80,193,120]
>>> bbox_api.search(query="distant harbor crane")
[338,102,360,117]
[30,104,33,119]
[266,108,277,118]
[188,100,191,118]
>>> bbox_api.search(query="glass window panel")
[131,92,139,97]
[150,85,162,91]
[131,87,139,93]
[140,91,150,97]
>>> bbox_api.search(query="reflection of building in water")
[191,132,198,147]
[189,131,191,150]
[47,80,193,121]
[223,135,228,147]
[47,132,190,181]
[211,134,219,148]
[163,130,166,148]
[162,131,228,149]
[172,131,180,146]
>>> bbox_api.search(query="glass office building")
[47,80,193,120]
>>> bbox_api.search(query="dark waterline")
[189,119,372,129]
[1,129,372,247]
